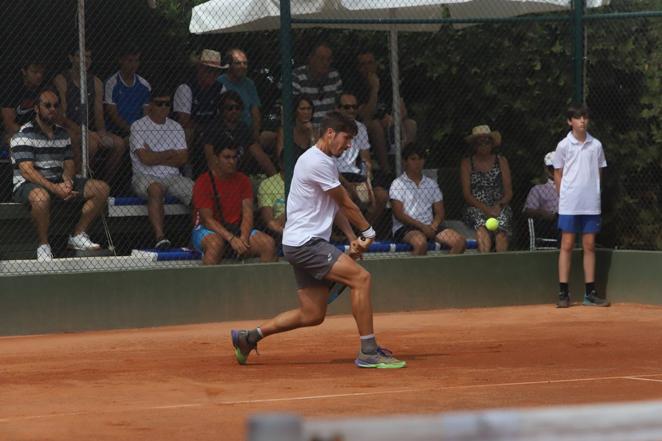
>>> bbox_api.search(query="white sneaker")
[68,232,101,251]
[37,244,53,261]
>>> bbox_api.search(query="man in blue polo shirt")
[217,48,262,143]
[104,46,151,137]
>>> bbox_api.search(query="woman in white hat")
[460,125,513,253]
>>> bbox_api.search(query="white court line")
[625,376,662,384]
[3,374,662,424]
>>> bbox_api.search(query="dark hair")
[566,103,590,120]
[21,60,44,71]
[224,48,245,65]
[219,90,243,110]
[401,143,426,160]
[149,85,170,100]
[308,41,332,58]
[335,92,356,108]
[119,44,141,58]
[319,111,357,137]
[293,95,314,121]
[67,42,92,56]
[36,87,59,104]
[212,134,240,155]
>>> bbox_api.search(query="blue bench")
[107,196,189,218]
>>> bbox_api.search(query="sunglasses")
[341,104,358,110]
[232,60,248,66]
[477,138,493,145]
[152,100,171,107]
[41,101,60,109]
[224,104,242,111]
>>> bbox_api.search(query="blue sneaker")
[583,291,610,307]
[355,347,406,369]
[231,329,258,365]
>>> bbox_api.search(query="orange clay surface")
[3,304,662,441]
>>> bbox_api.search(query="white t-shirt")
[553,131,607,215]
[337,121,370,175]
[172,84,193,115]
[389,172,443,234]
[283,146,341,246]
[130,115,187,177]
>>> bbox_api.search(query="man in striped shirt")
[10,89,110,261]
[292,42,343,128]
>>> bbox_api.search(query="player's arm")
[554,168,563,195]
[334,211,357,242]
[327,185,370,233]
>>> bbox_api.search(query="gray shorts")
[131,173,194,205]
[282,238,343,289]
[13,176,88,204]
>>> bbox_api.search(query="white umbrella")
[190,0,609,172]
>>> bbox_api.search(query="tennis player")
[231,111,406,369]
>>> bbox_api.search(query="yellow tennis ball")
[485,217,499,231]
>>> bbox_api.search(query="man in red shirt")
[191,140,276,264]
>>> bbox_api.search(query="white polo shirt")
[553,131,607,215]
[337,121,370,175]
[389,172,443,234]
[283,146,341,246]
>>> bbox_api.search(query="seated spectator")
[275,94,316,164]
[292,42,343,128]
[191,141,276,265]
[1,61,45,146]
[346,50,417,174]
[53,46,126,180]
[258,151,286,239]
[523,151,559,240]
[104,45,152,138]
[201,91,276,177]
[173,49,227,177]
[460,125,513,253]
[390,144,466,255]
[217,48,262,144]
[10,89,109,261]
[335,92,389,225]
[130,88,193,249]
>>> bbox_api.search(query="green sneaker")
[355,347,406,369]
[583,291,610,307]
[231,329,257,365]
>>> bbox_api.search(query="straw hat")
[196,49,228,69]
[465,125,502,147]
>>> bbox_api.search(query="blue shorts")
[558,214,601,234]
[192,225,259,253]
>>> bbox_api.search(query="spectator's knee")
[29,188,51,208]
[147,183,165,199]
[89,180,110,199]
[410,236,428,255]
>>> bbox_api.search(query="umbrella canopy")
[190,0,609,172]
[190,0,609,34]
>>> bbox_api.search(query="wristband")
[360,226,376,239]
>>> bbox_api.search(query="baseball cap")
[544,151,555,167]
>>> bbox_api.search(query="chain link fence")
[0,0,660,275]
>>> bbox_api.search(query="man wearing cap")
[173,49,227,177]
[524,152,559,221]
[524,151,560,243]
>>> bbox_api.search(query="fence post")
[280,0,294,195]
[572,0,586,103]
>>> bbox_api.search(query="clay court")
[3,303,662,440]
